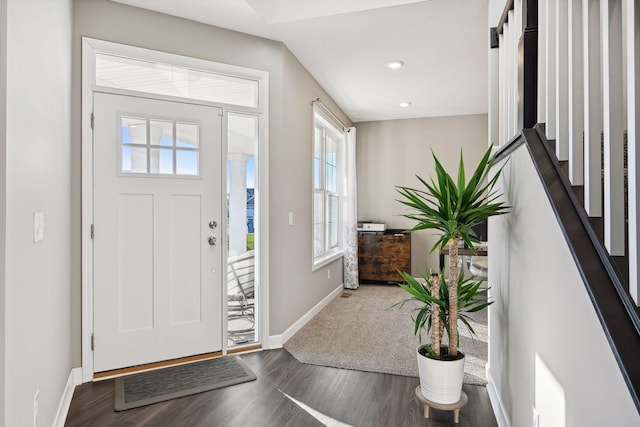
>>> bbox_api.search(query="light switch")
[288,211,293,226]
[34,212,44,242]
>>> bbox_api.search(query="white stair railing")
[492,0,640,305]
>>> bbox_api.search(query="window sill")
[312,250,344,271]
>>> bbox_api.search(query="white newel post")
[228,153,248,257]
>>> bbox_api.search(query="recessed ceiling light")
[399,102,412,108]
[386,60,404,70]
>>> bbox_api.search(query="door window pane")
[122,116,146,145]
[176,122,199,148]
[176,150,199,176]
[150,120,173,147]
[121,146,147,174]
[150,148,174,174]
[120,114,200,177]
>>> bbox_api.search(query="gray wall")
[4,0,73,425]
[356,114,488,274]
[0,0,6,422]
[489,146,640,426]
[72,0,350,343]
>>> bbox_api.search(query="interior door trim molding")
[81,37,270,382]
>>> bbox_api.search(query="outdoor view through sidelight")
[227,112,258,346]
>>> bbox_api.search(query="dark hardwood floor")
[65,349,497,427]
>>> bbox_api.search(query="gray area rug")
[114,356,257,411]
[284,284,488,385]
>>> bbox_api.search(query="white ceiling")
[111,0,489,123]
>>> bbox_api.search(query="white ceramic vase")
[416,345,465,404]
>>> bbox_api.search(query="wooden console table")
[357,230,411,283]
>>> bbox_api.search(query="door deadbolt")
[209,220,217,229]
[208,236,217,246]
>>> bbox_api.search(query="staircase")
[490,0,640,417]
[495,124,640,410]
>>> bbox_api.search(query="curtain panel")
[343,127,359,289]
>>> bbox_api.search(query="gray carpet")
[114,356,257,411]
[284,284,488,385]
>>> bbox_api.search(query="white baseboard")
[53,367,82,427]
[267,283,344,349]
[487,372,510,427]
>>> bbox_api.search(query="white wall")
[268,49,348,332]
[489,145,640,426]
[488,0,505,27]
[72,0,350,339]
[0,0,7,422]
[4,0,73,425]
[356,114,488,274]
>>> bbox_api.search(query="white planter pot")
[416,345,465,404]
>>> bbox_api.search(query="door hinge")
[90,112,95,129]
[90,224,95,239]
[91,333,95,351]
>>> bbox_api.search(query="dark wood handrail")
[495,0,514,37]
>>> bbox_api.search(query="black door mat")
[114,356,257,411]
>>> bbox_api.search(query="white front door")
[92,93,223,372]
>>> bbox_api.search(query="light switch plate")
[34,212,44,243]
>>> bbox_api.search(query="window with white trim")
[313,108,345,267]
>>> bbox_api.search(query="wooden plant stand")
[414,387,468,424]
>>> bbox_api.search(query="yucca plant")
[394,271,492,359]
[396,146,508,358]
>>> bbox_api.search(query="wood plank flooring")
[65,349,497,427]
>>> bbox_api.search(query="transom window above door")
[96,53,259,108]
[119,114,200,177]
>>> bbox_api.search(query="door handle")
[208,236,217,246]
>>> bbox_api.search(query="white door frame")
[81,38,270,382]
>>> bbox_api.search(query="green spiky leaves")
[396,146,509,253]
[392,271,493,355]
